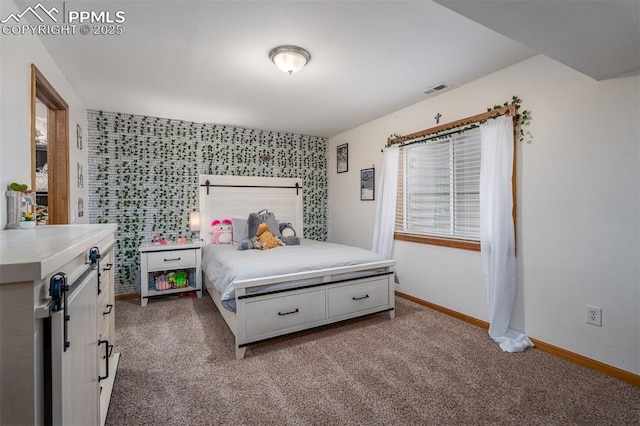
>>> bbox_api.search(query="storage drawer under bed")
[328,278,389,318]
[244,289,327,340]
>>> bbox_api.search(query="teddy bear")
[209,219,233,244]
[250,222,285,250]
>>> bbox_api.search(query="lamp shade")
[189,211,200,233]
[269,45,310,75]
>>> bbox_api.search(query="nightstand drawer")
[147,249,196,271]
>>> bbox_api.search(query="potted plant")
[20,211,36,229]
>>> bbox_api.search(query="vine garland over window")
[387,96,531,146]
[389,96,530,250]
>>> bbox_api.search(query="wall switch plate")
[586,305,602,326]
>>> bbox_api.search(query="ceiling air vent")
[423,83,451,95]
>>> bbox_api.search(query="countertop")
[0,224,117,283]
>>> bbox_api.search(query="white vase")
[19,221,36,229]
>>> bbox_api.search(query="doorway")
[31,64,69,224]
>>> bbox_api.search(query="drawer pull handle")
[164,257,181,262]
[103,263,113,271]
[98,339,109,382]
[352,294,370,301]
[103,304,114,316]
[278,308,299,316]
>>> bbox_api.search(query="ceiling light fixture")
[269,45,311,75]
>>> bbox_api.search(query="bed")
[199,175,395,359]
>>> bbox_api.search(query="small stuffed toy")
[209,219,233,244]
[153,235,167,245]
[155,273,170,291]
[251,222,285,250]
[279,222,296,237]
[278,223,300,245]
[169,271,188,288]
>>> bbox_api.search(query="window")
[395,126,481,250]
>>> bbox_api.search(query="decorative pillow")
[209,219,233,244]
[232,218,248,243]
[247,209,282,239]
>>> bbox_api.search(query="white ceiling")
[28,1,639,138]
[435,0,640,82]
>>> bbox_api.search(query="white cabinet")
[58,269,99,426]
[139,241,203,306]
[0,224,119,426]
[96,249,118,426]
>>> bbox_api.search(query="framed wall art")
[76,124,82,150]
[77,162,83,188]
[337,143,348,173]
[360,167,374,201]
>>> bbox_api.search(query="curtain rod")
[385,104,517,149]
[393,123,481,149]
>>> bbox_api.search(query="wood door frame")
[31,64,69,224]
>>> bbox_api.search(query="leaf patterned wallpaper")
[88,110,327,295]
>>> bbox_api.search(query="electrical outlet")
[586,305,602,327]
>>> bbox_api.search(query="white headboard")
[198,175,304,244]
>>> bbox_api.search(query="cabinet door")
[104,249,116,344]
[99,248,117,426]
[55,270,99,426]
[97,251,114,341]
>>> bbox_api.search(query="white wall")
[0,0,88,227]
[328,55,640,375]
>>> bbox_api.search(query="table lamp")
[189,211,200,242]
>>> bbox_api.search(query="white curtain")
[480,116,533,353]
[372,146,399,259]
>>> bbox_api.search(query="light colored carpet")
[107,294,639,425]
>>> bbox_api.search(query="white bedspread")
[202,239,385,304]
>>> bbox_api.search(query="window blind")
[396,126,481,241]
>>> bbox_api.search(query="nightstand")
[139,240,203,306]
